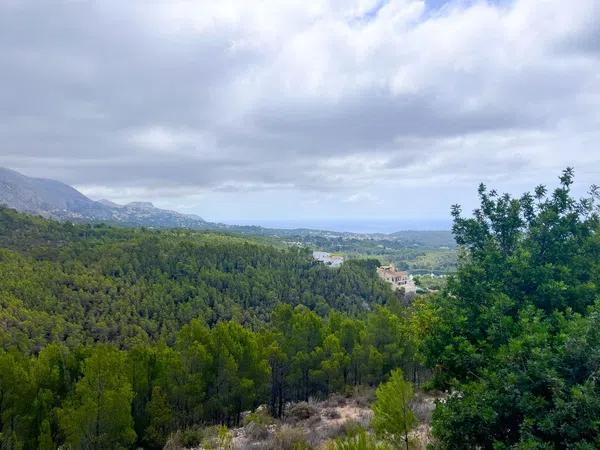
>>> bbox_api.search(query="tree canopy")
[0,207,421,449]
[427,169,600,448]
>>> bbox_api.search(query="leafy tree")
[372,369,416,450]
[38,419,55,450]
[427,170,600,447]
[0,205,423,448]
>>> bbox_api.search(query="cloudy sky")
[1,0,599,230]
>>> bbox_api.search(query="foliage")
[271,425,311,450]
[0,206,397,353]
[426,169,600,447]
[0,207,424,449]
[326,428,392,450]
[287,402,319,421]
[372,369,416,449]
[58,345,136,450]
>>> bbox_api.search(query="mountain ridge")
[0,167,455,247]
[0,167,209,229]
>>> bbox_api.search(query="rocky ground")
[166,388,442,450]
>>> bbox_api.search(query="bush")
[271,425,310,450]
[287,402,318,422]
[244,407,276,426]
[245,421,270,441]
[163,426,205,450]
[163,431,182,450]
[325,393,347,408]
[339,420,365,438]
[325,429,391,450]
[165,425,233,450]
[352,386,376,408]
[305,413,322,427]
[180,426,205,447]
[323,408,342,419]
[410,392,436,424]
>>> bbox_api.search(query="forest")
[2,169,600,449]
[0,206,424,449]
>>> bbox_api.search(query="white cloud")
[343,192,382,204]
[127,126,215,153]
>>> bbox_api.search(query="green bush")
[327,429,391,450]
[271,425,310,450]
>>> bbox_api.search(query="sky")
[1,0,599,229]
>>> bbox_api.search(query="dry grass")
[171,389,444,449]
[271,425,310,450]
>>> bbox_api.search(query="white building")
[312,251,344,268]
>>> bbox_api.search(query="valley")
[1,171,599,450]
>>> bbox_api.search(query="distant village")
[312,251,417,295]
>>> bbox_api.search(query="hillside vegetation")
[425,169,600,448]
[0,207,426,449]
[2,169,600,449]
[0,207,397,351]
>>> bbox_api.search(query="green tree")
[0,351,31,450]
[372,369,416,450]
[427,170,600,447]
[59,345,136,449]
[144,386,173,449]
[38,419,55,450]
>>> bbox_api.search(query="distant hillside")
[0,168,455,262]
[0,167,209,229]
[388,230,455,248]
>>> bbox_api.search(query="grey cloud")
[1,0,599,219]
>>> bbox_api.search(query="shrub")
[288,402,318,422]
[339,420,365,438]
[245,421,270,441]
[325,393,347,408]
[244,407,276,426]
[323,408,342,419]
[352,386,376,408]
[305,413,322,427]
[271,425,310,450]
[180,426,205,447]
[326,429,391,450]
[163,426,205,449]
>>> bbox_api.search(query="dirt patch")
[185,389,445,449]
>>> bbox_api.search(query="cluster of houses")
[376,264,417,294]
[312,251,417,296]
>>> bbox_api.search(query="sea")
[222,218,452,234]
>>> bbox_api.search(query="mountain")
[0,167,208,229]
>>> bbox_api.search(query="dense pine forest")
[2,170,600,449]
[0,206,423,449]
[0,207,398,350]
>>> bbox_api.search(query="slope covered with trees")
[3,170,600,449]
[0,207,397,352]
[0,207,425,449]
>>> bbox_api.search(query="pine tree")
[59,345,136,449]
[38,419,55,450]
[372,369,416,450]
